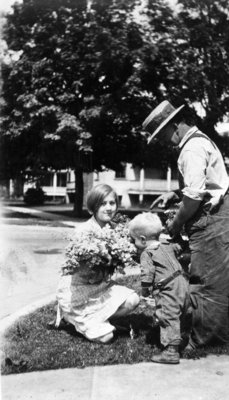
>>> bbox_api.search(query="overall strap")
[178,131,217,191]
[153,270,182,290]
[179,131,217,152]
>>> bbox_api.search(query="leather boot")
[151,345,180,364]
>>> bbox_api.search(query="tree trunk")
[73,167,84,217]
[12,176,24,198]
[0,179,10,199]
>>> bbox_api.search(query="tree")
[1,0,144,214]
[176,0,229,151]
[2,0,169,214]
[141,0,229,151]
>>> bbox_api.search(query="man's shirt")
[178,126,229,207]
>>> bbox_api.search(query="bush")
[23,188,45,205]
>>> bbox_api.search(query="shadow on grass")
[2,211,40,219]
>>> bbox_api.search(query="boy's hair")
[128,212,163,239]
[86,184,119,215]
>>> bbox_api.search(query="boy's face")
[130,232,147,252]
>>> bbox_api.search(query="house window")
[171,168,178,179]
[57,172,67,187]
[41,172,53,187]
[145,168,166,179]
[115,163,126,178]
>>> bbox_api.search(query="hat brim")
[147,104,185,145]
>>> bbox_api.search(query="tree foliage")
[1,0,229,214]
[142,0,229,147]
[1,0,152,213]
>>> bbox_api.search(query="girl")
[56,184,139,343]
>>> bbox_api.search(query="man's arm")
[167,195,201,236]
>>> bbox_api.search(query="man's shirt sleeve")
[179,143,208,201]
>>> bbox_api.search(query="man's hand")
[150,191,179,209]
[167,196,201,236]
[166,218,182,237]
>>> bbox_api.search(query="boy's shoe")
[151,345,180,364]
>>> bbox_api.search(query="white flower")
[61,219,137,275]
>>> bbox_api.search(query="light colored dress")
[56,216,135,340]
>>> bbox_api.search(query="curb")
[0,294,56,337]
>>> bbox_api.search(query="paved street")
[0,223,73,319]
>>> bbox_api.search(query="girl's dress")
[56,216,135,340]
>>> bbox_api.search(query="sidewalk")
[2,355,229,400]
[1,204,229,400]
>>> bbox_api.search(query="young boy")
[128,212,190,364]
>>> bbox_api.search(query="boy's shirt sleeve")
[140,250,155,287]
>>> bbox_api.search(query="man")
[142,100,229,352]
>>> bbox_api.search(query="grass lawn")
[1,275,229,375]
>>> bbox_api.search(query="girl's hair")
[86,184,119,215]
[128,212,163,239]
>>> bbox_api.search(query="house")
[23,169,70,202]
[13,118,229,207]
[81,164,179,209]
[23,164,179,209]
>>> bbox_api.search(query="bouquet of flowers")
[62,214,137,275]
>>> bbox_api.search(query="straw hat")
[142,100,185,144]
